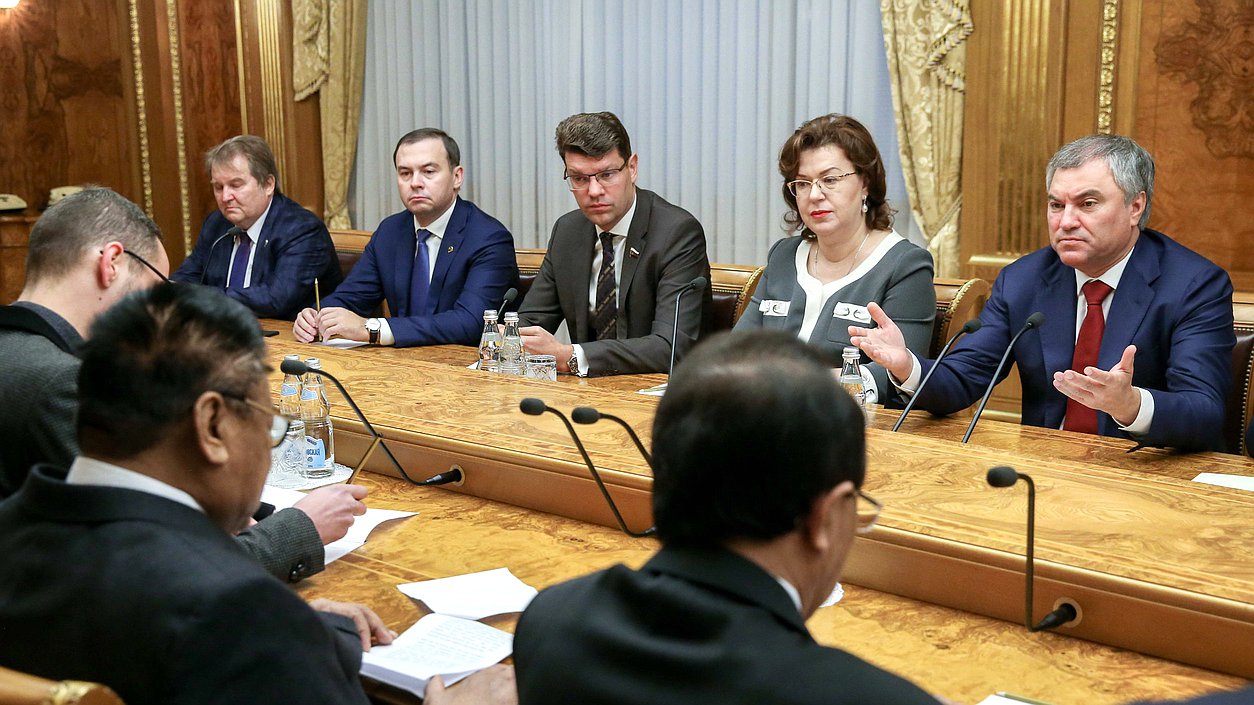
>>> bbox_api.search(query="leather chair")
[1223,293,1254,455]
[0,666,123,705]
[929,277,992,358]
[328,228,388,317]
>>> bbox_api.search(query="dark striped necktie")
[591,231,617,340]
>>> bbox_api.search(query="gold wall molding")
[165,0,192,254]
[127,0,154,215]
[234,0,249,131]
[257,0,289,176]
[1097,0,1119,134]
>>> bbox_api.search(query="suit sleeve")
[865,246,936,398]
[1141,265,1234,450]
[226,217,336,320]
[516,226,569,333]
[321,229,388,315]
[1247,419,1253,458]
[914,269,1017,415]
[233,507,325,583]
[734,238,786,332]
[387,223,517,346]
[581,216,709,375]
[167,578,369,705]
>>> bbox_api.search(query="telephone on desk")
[0,194,27,212]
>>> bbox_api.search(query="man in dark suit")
[513,330,940,704]
[171,135,342,320]
[0,283,388,705]
[293,128,517,346]
[0,188,365,583]
[517,112,711,376]
[852,135,1234,451]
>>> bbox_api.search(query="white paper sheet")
[259,486,417,563]
[1192,473,1254,492]
[359,614,513,696]
[637,382,667,397]
[398,567,538,620]
[319,337,369,349]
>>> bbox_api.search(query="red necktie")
[1065,279,1113,434]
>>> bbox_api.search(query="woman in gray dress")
[736,114,935,404]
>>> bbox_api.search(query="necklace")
[813,229,872,279]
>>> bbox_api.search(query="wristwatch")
[567,349,584,377]
[365,318,381,345]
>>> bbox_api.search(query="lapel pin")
[447,246,454,253]
[629,247,641,258]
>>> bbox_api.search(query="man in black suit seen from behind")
[171,134,342,319]
[517,111,712,376]
[0,187,364,584]
[513,329,941,704]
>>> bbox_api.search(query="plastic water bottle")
[301,357,334,478]
[276,354,306,475]
[478,310,501,373]
[839,346,871,420]
[499,312,524,376]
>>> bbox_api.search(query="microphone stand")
[892,320,981,432]
[962,314,1044,443]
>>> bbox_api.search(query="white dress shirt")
[66,456,204,513]
[572,192,638,376]
[375,199,457,346]
[224,199,273,289]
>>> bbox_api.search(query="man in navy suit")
[171,135,341,320]
[852,135,1234,451]
[293,128,517,346]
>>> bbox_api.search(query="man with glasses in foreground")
[513,330,939,704]
[0,188,366,584]
[517,111,712,376]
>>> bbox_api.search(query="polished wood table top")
[296,473,1245,705]
[264,324,1254,680]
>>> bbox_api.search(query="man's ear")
[801,481,856,553]
[192,391,232,466]
[97,241,125,289]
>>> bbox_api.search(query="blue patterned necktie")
[227,233,251,289]
[409,228,433,315]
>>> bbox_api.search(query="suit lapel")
[394,218,418,318]
[570,221,596,341]
[252,194,281,284]
[429,199,467,314]
[617,189,650,333]
[1035,258,1076,427]
[1100,235,1157,370]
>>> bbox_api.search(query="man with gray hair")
[172,134,342,319]
[851,134,1235,450]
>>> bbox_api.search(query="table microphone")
[962,312,1045,443]
[986,466,1079,632]
[892,319,982,432]
[520,398,656,538]
[668,276,707,379]
[201,227,242,286]
[278,358,453,486]
[495,287,518,320]
[572,406,652,465]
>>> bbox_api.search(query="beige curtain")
[881,0,973,277]
[293,0,367,229]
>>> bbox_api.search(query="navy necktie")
[409,229,433,315]
[227,233,251,289]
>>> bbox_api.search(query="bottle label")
[300,388,317,401]
[305,437,327,469]
[281,383,297,396]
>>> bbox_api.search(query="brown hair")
[204,135,280,190]
[778,114,893,237]
[555,112,632,163]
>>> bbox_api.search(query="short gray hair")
[1047,134,1154,229]
[25,187,163,283]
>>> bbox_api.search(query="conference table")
[261,323,1252,704]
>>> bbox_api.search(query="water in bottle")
[276,354,306,476]
[478,310,501,372]
[499,312,524,376]
[839,346,870,420]
[301,357,335,478]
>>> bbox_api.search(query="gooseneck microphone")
[520,398,655,538]
[495,287,518,320]
[572,406,652,465]
[892,319,982,432]
[961,312,1045,443]
[201,227,242,286]
[279,358,454,486]
[986,466,1079,632]
[668,276,707,379]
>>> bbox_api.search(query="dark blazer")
[0,467,368,705]
[1133,686,1254,705]
[1247,420,1253,458]
[914,229,1234,450]
[0,303,81,497]
[323,198,518,346]
[514,545,938,705]
[0,304,323,582]
[172,191,342,320]
[517,188,712,376]
[736,234,935,397]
